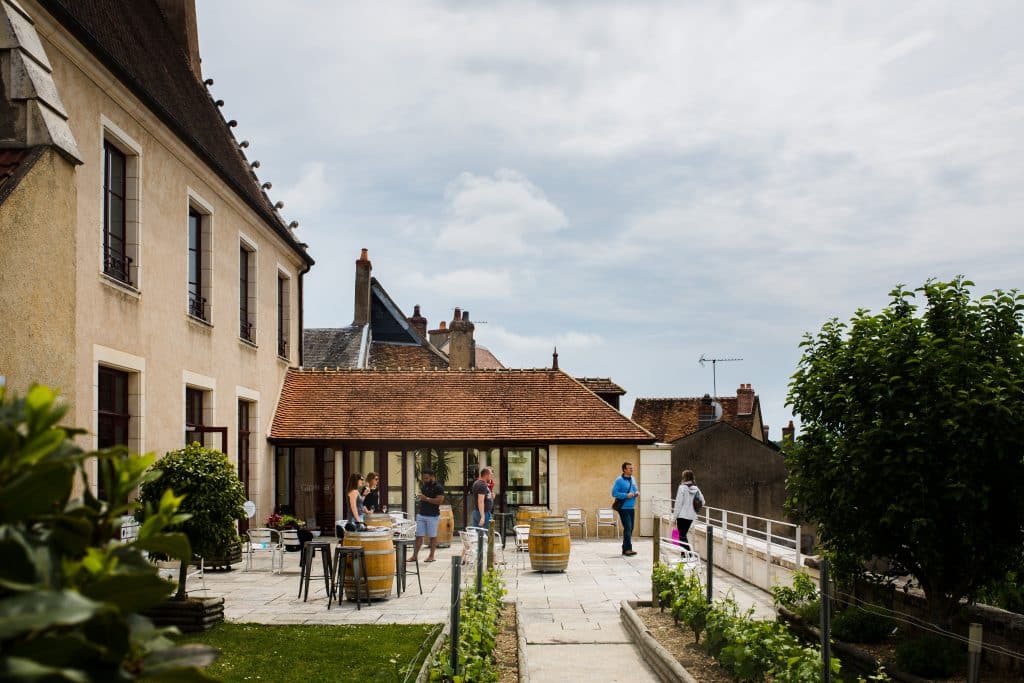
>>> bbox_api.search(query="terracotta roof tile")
[369,342,448,369]
[631,394,761,442]
[271,368,655,443]
[576,378,626,395]
[474,346,504,369]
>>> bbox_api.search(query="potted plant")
[139,443,246,574]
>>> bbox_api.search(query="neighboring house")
[632,385,769,444]
[269,367,655,533]
[576,377,626,410]
[0,0,313,524]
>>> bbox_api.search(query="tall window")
[239,246,254,342]
[277,274,290,358]
[103,142,130,284]
[97,367,130,499]
[237,400,251,497]
[187,209,206,320]
[185,387,205,444]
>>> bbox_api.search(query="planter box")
[142,597,224,633]
[205,542,242,570]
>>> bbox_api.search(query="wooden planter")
[142,597,225,633]
[204,541,242,570]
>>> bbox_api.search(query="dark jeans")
[618,508,635,552]
[676,518,693,552]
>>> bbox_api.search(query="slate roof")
[576,378,626,396]
[631,394,761,443]
[271,368,656,443]
[39,0,312,266]
[302,326,365,368]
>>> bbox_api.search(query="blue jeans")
[618,508,634,552]
[471,510,492,529]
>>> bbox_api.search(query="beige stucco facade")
[0,1,309,521]
[551,443,650,535]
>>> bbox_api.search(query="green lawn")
[174,622,442,682]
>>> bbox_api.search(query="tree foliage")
[786,278,1024,622]
[138,443,245,562]
[0,385,218,681]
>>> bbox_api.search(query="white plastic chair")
[659,535,702,576]
[596,508,619,539]
[565,508,588,540]
[393,519,417,540]
[243,527,283,572]
[513,524,530,570]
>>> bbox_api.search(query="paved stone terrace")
[196,535,775,681]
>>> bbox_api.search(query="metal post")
[450,557,461,675]
[486,518,495,570]
[968,623,982,683]
[706,526,714,604]
[652,514,661,609]
[476,531,485,594]
[821,558,831,683]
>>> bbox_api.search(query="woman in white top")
[672,469,704,552]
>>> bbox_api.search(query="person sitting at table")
[363,472,383,513]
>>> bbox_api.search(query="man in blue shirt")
[611,462,639,556]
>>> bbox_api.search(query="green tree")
[138,444,245,578]
[786,278,1024,624]
[0,385,217,681]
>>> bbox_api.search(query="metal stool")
[394,538,422,596]
[330,545,368,610]
[298,540,333,602]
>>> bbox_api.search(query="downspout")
[298,263,310,366]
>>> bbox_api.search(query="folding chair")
[513,524,530,570]
[565,508,588,540]
[243,527,283,572]
[595,508,619,539]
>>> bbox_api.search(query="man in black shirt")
[471,467,494,529]
[413,469,446,563]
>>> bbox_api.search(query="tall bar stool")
[393,538,422,596]
[298,540,333,602]
[329,545,368,610]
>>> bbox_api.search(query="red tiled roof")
[271,368,655,443]
[369,342,447,369]
[474,346,504,369]
[631,394,761,443]
[576,378,626,395]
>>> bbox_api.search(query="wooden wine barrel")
[516,505,549,528]
[528,516,570,573]
[342,529,395,601]
[435,505,455,548]
[364,513,393,529]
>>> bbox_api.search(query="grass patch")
[171,622,441,682]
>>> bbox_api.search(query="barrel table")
[341,529,396,601]
[435,505,455,548]
[516,505,549,529]
[528,516,571,572]
[364,513,393,529]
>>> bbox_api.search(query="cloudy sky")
[196,1,1023,436]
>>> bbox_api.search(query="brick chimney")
[353,248,372,326]
[552,347,559,370]
[736,383,755,415]
[782,420,795,445]
[762,425,770,441]
[428,321,449,348]
[407,304,428,340]
[448,308,475,370]
[698,394,717,430]
[155,0,202,80]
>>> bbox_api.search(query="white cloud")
[277,162,332,217]
[479,325,604,367]
[436,170,568,254]
[399,268,517,301]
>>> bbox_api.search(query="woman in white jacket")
[672,469,704,552]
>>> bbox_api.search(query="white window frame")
[239,232,259,346]
[99,116,143,292]
[186,188,215,324]
[92,345,146,494]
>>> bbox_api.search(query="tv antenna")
[698,354,743,397]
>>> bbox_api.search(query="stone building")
[0,0,313,521]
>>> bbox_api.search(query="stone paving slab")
[528,643,659,681]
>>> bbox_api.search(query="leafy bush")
[655,561,842,682]
[0,385,217,681]
[832,606,893,643]
[772,571,818,609]
[139,443,245,561]
[429,569,506,682]
[977,568,1024,613]
[794,598,821,624]
[895,633,963,678]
